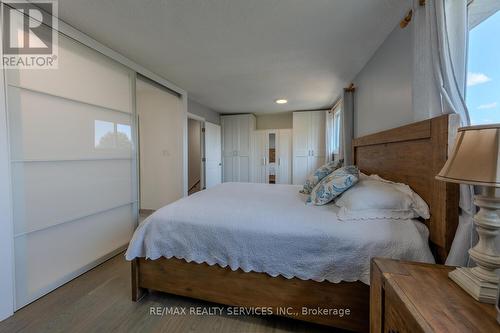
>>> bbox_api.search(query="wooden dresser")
[370,258,498,333]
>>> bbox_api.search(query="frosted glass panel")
[12,160,133,235]
[8,29,137,309]
[14,204,136,308]
[8,87,132,160]
[6,32,132,113]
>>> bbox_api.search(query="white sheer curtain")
[326,101,343,163]
[326,110,335,163]
[412,0,475,266]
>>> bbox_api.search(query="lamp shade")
[436,124,500,187]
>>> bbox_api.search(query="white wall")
[188,119,202,188]
[256,112,293,130]
[138,78,184,210]
[353,24,413,137]
[188,98,220,125]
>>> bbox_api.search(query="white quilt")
[125,182,434,284]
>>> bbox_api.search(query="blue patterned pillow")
[307,166,359,206]
[300,160,342,195]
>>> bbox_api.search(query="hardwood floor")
[0,253,341,333]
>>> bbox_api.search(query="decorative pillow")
[307,166,359,206]
[300,160,343,195]
[335,174,430,220]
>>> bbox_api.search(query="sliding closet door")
[7,32,137,309]
[137,77,183,210]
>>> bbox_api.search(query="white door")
[277,129,292,184]
[205,122,222,188]
[138,79,184,210]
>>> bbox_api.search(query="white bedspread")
[125,182,434,284]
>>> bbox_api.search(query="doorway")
[187,115,222,194]
[188,116,204,195]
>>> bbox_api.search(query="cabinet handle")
[278,158,281,166]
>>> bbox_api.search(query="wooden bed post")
[131,259,147,301]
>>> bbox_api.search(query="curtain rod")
[400,10,413,28]
[344,83,356,92]
[329,97,343,113]
[400,0,425,29]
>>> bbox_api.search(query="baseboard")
[139,209,155,216]
[15,244,128,311]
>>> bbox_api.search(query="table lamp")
[436,124,500,304]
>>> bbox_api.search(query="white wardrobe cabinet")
[221,114,256,182]
[252,129,292,184]
[292,111,326,185]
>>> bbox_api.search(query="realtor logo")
[2,0,58,68]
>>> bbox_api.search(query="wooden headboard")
[353,115,460,263]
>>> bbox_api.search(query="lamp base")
[449,267,498,304]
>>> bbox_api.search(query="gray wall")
[353,24,413,137]
[255,112,293,129]
[188,98,220,124]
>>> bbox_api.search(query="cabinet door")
[222,117,235,158]
[252,131,267,183]
[237,116,251,157]
[237,156,250,182]
[277,129,292,184]
[293,112,310,185]
[221,117,236,182]
[223,156,234,182]
[310,111,325,159]
[307,156,325,174]
[308,111,326,172]
[293,112,310,157]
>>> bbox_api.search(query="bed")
[127,115,459,333]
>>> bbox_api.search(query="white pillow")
[335,174,430,220]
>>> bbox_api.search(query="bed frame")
[131,114,460,333]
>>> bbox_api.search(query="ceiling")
[57,0,410,114]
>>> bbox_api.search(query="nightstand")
[370,258,498,333]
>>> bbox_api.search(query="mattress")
[125,182,435,284]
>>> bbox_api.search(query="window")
[94,120,132,149]
[466,10,500,125]
[332,110,341,154]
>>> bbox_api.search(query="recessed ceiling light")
[275,99,288,104]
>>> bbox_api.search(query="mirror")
[268,133,276,184]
